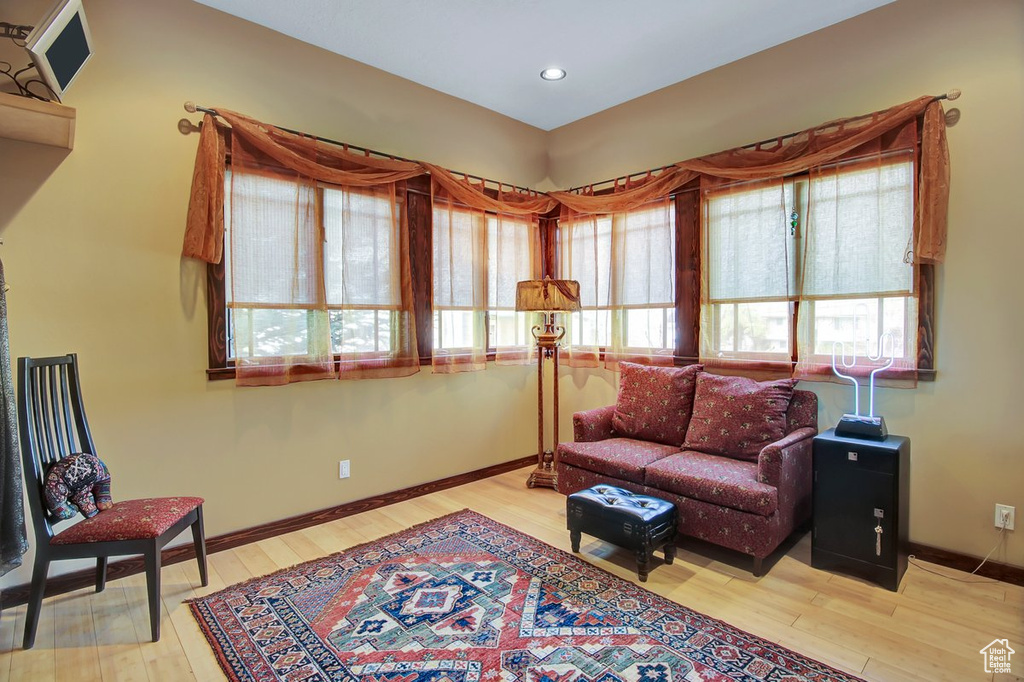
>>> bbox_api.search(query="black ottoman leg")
[636,545,650,582]
[664,541,675,565]
[570,530,581,553]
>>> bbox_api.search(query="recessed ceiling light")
[540,67,566,81]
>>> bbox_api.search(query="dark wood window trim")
[675,181,701,364]
[406,178,433,362]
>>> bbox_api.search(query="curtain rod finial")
[184,101,198,113]
[178,118,200,135]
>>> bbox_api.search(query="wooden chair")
[17,353,207,649]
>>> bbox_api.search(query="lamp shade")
[515,277,581,313]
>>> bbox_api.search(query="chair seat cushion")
[644,453,778,516]
[51,497,204,545]
[558,438,680,484]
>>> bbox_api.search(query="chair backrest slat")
[28,366,53,467]
[44,367,62,461]
[58,364,80,454]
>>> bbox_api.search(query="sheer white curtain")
[488,214,539,365]
[431,193,539,372]
[322,184,420,379]
[559,212,610,368]
[559,197,675,369]
[700,179,795,371]
[227,167,335,386]
[795,154,918,385]
[607,198,676,367]
[226,162,418,385]
[432,196,487,373]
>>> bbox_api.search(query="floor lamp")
[515,277,581,489]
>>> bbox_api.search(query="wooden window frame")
[677,180,935,381]
[208,175,558,379]
[549,176,934,380]
[205,144,934,382]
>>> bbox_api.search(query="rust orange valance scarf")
[183,95,950,266]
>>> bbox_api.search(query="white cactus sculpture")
[831,322,894,439]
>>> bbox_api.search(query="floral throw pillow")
[611,362,703,446]
[682,373,797,461]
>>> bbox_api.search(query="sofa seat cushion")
[557,438,680,485]
[611,362,702,446]
[644,452,778,516]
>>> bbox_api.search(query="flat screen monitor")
[24,0,94,99]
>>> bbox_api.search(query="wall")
[1,0,1020,596]
[0,0,549,588]
[550,0,1024,567]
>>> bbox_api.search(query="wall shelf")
[0,91,75,149]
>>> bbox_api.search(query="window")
[431,202,537,366]
[561,215,611,350]
[486,215,536,352]
[224,170,408,367]
[799,158,915,368]
[616,202,676,353]
[701,155,917,376]
[322,186,402,356]
[559,199,676,363]
[702,180,797,364]
[432,206,483,354]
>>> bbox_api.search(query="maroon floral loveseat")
[556,362,817,576]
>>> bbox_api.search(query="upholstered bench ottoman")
[566,485,677,582]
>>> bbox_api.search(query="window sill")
[207,357,935,382]
[207,351,503,381]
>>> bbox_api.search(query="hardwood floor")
[1,466,1021,681]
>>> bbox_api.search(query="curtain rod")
[565,89,961,194]
[182,102,537,195]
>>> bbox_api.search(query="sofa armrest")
[757,426,817,532]
[757,427,817,489]
[572,405,616,442]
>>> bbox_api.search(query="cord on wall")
[908,523,1008,584]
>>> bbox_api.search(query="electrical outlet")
[995,504,1015,530]
[339,460,350,479]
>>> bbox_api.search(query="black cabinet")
[812,429,910,591]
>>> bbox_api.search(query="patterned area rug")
[189,510,862,681]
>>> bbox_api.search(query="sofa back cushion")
[611,362,702,446]
[682,373,797,461]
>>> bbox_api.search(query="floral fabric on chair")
[50,497,204,545]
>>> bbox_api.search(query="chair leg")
[96,557,108,593]
[23,554,50,649]
[192,506,208,587]
[752,556,764,577]
[144,544,162,642]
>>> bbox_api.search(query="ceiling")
[192,0,895,131]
